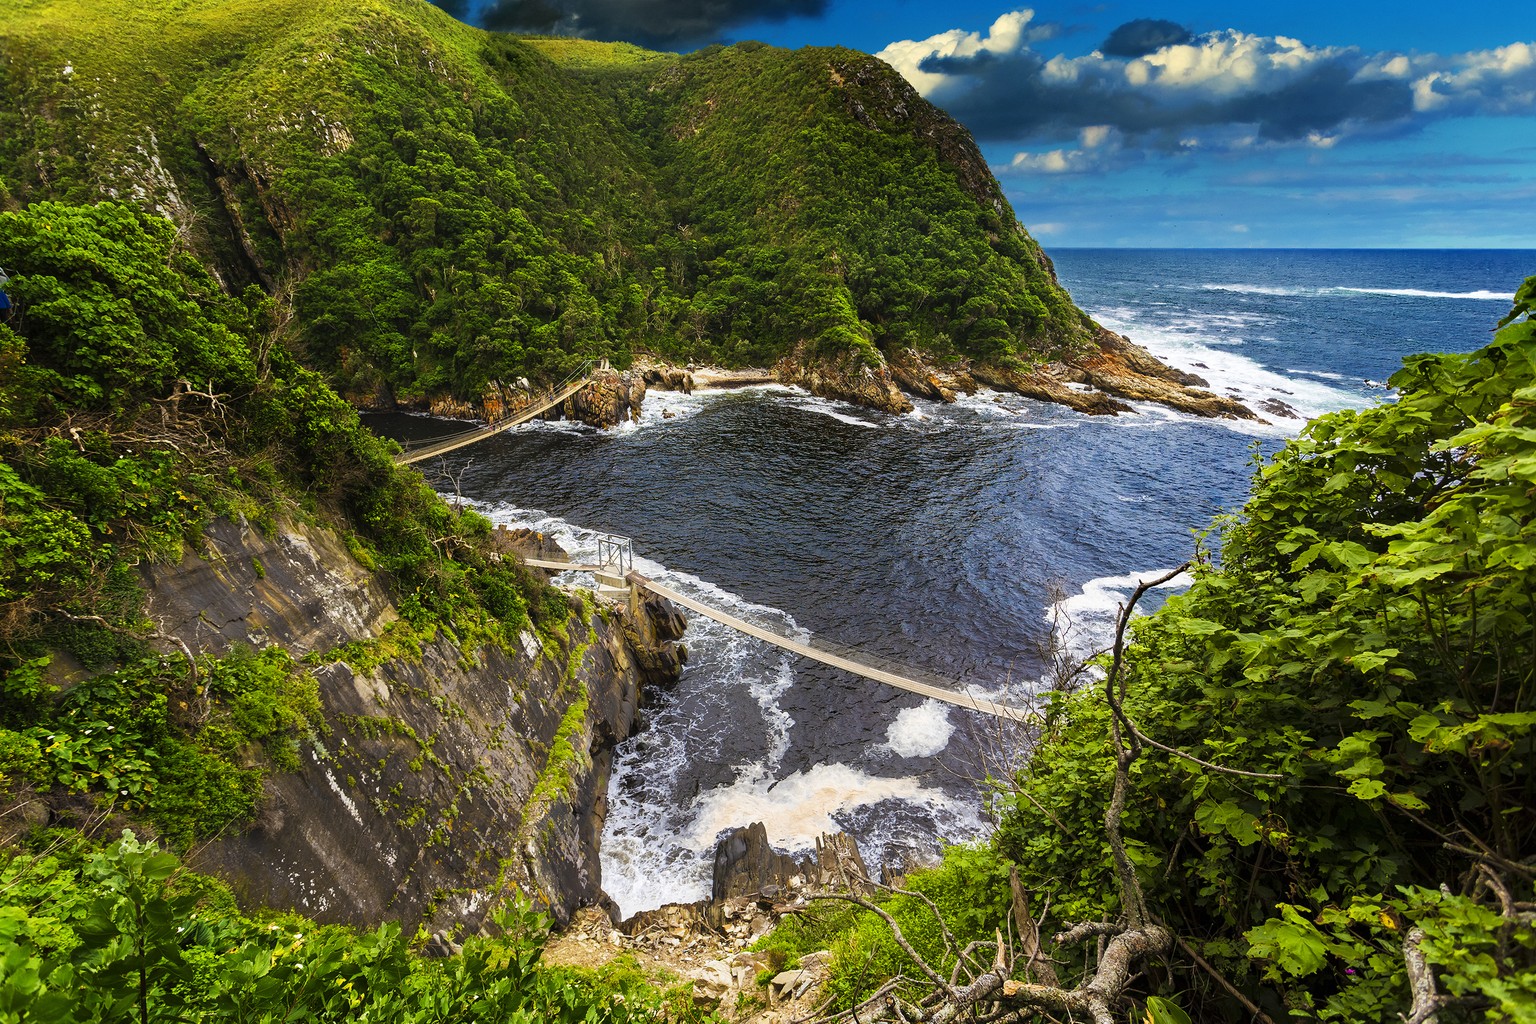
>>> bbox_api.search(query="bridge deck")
[395,376,592,466]
[629,572,1034,723]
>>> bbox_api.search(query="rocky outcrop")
[560,367,647,428]
[902,330,1257,420]
[774,342,913,414]
[632,356,695,393]
[140,517,686,932]
[1064,330,1257,419]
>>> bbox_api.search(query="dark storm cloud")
[437,0,827,48]
[1101,18,1191,58]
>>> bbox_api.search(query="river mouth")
[368,382,1254,915]
[367,248,1532,917]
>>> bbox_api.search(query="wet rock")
[633,356,695,393]
[713,823,814,902]
[624,591,689,689]
[774,342,913,414]
[561,368,647,428]
[1069,330,1257,419]
[1259,397,1302,419]
[887,348,959,402]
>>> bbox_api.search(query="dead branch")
[1402,927,1439,1024]
[1010,867,1060,987]
[1175,935,1278,1024]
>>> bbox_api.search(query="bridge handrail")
[394,359,598,465]
[627,571,1038,724]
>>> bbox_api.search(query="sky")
[433,0,1536,247]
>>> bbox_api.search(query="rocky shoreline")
[375,328,1268,430]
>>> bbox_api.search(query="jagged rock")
[486,526,568,579]
[887,348,960,402]
[1072,330,1256,419]
[810,831,871,893]
[774,342,913,414]
[713,822,813,901]
[561,368,646,428]
[633,356,695,393]
[1259,397,1301,419]
[624,591,689,688]
[969,361,1135,416]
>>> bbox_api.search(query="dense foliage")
[0,0,1095,408]
[0,200,564,842]
[0,830,703,1023]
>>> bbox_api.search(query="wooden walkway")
[394,363,596,466]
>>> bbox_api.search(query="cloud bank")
[876,11,1536,173]
[434,0,826,48]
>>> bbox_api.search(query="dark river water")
[367,248,1534,914]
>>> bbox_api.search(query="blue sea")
[369,248,1535,915]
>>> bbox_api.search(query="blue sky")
[442,0,1536,247]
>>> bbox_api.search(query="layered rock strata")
[140,517,686,931]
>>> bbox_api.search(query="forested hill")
[0,0,1093,408]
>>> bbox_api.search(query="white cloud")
[875,9,1039,97]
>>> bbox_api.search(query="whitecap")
[879,702,954,758]
[1335,287,1508,301]
[1047,569,1194,668]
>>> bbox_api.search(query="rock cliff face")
[141,517,685,930]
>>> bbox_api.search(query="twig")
[1175,935,1277,1024]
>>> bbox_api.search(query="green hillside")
[0,0,1095,406]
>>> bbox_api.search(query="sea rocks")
[632,356,695,393]
[1069,330,1257,419]
[710,822,873,902]
[1259,397,1302,419]
[774,342,914,414]
[713,822,813,901]
[561,368,646,428]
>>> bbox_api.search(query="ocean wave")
[1198,283,1305,297]
[1048,569,1194,668]
[1336,286,1509,301]
[1197,282,1509,302]
[1087,310,1364,436]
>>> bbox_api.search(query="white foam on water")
[684,761,963,855]
[1198,282,1306,297]
[1197,282,1509,302]
[879,701,954,758]
[1336,287,1508,301]
[1088,309,1363,437]
[1048,569,1194,669]
[464,498,981,917]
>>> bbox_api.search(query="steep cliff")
[138,516,683,928]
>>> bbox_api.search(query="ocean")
[367,248,1535,917]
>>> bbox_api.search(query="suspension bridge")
[394,361,599,466]
[523,539,1035,724]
